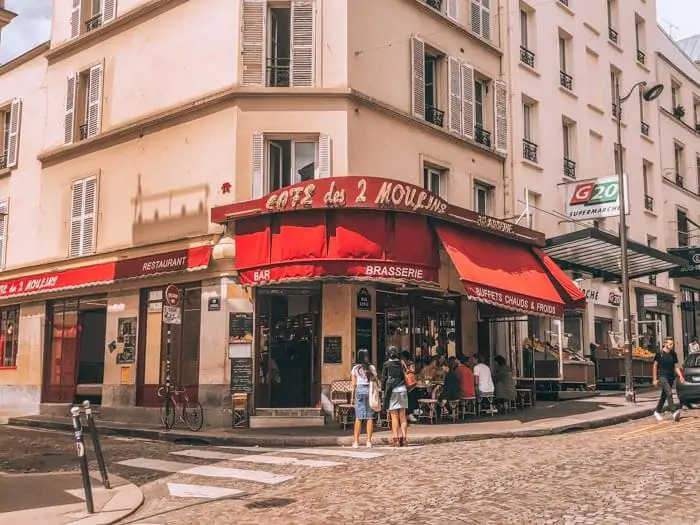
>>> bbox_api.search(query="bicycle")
[157,385,204,431]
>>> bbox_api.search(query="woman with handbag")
[381,346,411,446]
[351,349,378,448]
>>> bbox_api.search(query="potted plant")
[673,105,685,119]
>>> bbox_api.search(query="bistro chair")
[443,400,461,423]
[417,384,442,424]
[330,380,355,430]
[478,394,496,417]
[460,397,477,419]
[516,388,533,409]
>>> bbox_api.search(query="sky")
[0,0,698,63]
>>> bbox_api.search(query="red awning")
[532,248,586,310]
[434,223,567,317]
[235,210,440,285]
[0,246,212,301]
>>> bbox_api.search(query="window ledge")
[643,209,658,218]
[559,85,578,99]
[587,103,605,116]
[521,158,543,171]
[660,107,699,135]
[662,176,700,200]
[640,132,654,144]
[0,167,11,179]
[555,1,575,16]
[607,40,624,54]
[636,60,650,74]
[583,22,600,36]
[0,366,17,371]
[518,61,541,77]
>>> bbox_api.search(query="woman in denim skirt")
[351,349,377,448]
[381,346,409,446]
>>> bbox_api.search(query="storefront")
[211,176,586,421]
[669,247,700,353]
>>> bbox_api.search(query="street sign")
[164,284,181,306]
[162,305,182,325]
[564,175,630,220]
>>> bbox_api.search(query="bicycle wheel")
[160,396,175,429]
[183,399,204,431]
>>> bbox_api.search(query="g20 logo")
[569,179,619,206]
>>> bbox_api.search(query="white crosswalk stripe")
[171,448,344,467]
[167,483,244,499]
[284,448,386,459]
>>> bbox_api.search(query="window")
[70,0,116,38]
[474,79,491,147]
[635,15,646,64]
[519,9,535,67]
[559,33,573,90]
[0,200,7,269]
[639,90,649,135]
[671,81,681,111]
[69,176,98,258]
[562,121,575,178]
[522,101,537,162]
[613,143,625,176]
[251,134,330,197]
[471,0,491,41]
[525,190,539,229]
[241,0,314,88]
[607,0,618,43]
[642,161,653,211]
[423,165,447,198]
[473,182,493,215]
[675,143,685,186]
[694,98,700,129]
[678,209,689,247]
[425,53,444,126]
[413,39,447,129]
[610,68,621,118]
[64,64,104,145]
[647,235,657,285]
[696,155,700,195]
[0,306,19,368]
[0,99,21,169]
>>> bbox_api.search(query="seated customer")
[455,356,476,399]
[473,354,495,397]
[439,358,461,411]
[492,355,516,405]
[420,355,436,381]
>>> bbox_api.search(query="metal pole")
[615,77,634,403]
[82,400,110,489]
[166,325,172,392]
[70,406,94,514]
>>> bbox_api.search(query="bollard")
[82,400,110,489]
[70,406,94,514]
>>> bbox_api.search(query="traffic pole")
[82,400,110,489]
[70,406,94,514]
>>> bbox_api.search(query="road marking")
[167,483,244,499]
[182,465,293,485]
[284,448,385,460]
[230,455,343,468]
[171,449,239,461]
[117,458,191,473]
[618,419,700,441]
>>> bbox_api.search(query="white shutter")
[252,133,264,198]
[446,0,458,21]
[103,0,117,24]
[461,63,475,139]
[470,1,481,37]
[291,1,314,87]
[6,98,21,168]
[480,0,491,41]
[241,0,265,86]
[447,57,463,135]
[0,200,8,269]
[86,63,103,138]
[70,0,82,40]
[69,179,85,257]
[494,80,508,153]
[411,37,425,119]
[317,134,331,178]
[69,177,97,257]
[82,177,97,255]
[64,74,77,145]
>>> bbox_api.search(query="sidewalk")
[6,391,659,447]
[0,472,143,525]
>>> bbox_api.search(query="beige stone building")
[0,0,594,426]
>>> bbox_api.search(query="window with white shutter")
[102,0,117,25]
[471,0,491,41]
[291,1,314,87]
[242,0,265,86]
[317,134,331,178]
[64,74,77,145]
[6,99,21,169]
[494,80,508,153]
[69,176,98,258]
[70,0,82,40]
[0,200,8,270]
[252,133,264,198]
[411,37,426,119]
[461,63,475,139]
[86,63,104,139]
[446,0,458,21]
[447,57,463,135]
[255,134,328,194]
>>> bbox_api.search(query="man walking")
[652,337,685,422]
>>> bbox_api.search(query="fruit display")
[632,347,656,359]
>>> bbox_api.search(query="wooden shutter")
[86,63,103,138]
[447,57,463,134]
[69,179,85,257]
[70,0,82,40]
[82,177,97,255]
[446,0,458,21]
[317,134,331,178]
[470,1,481,37]
[103,0,117,24]
[0,200,8,269]
[252,133,264,198]
[291,1,314,87]
[241,0,265,86]
[461,63,475,139]
[64,74,77,145]
[6,98,21,168]
[480,0,491,41]
[411,37,425,119]
[494,80,508,153]
[69,177,97,257]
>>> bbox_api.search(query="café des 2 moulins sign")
[668,247,700,278]
[564,175,630,221]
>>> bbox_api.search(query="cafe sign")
[669,247,700,278]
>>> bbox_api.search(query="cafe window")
[0,306,19,368]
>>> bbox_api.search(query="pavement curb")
[6,405,655,448]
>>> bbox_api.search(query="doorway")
[255,289,321,408]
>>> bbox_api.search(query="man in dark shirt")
[652,337,685,422]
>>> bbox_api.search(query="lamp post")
[614,79,664,403]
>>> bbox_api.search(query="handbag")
[402,360,417,392]
[369,379,381,412]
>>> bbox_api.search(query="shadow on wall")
[131,173,210,245]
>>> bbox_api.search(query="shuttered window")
[447,57,463,135]
[69,177,98,258]
[461,63,475,140]
[0,200,8,270]
[64,64,104,146]
[64,74,77,145]
[291,1,314,87]
[494,80,508,153]
[103,0,117,24]
[471,0,491,41]
[86,64,104,139]
[70,0,82,40]
[446,0,458,21]
[4,99,21,169]
[411,37,426,119]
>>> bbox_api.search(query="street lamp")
[614,79,664,403]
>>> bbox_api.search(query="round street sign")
[164,284,181,306]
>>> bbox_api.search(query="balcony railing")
[608,27,619,44]
[679,232,690,247]
[523,139,538,162]
[79,124,88,140]
[426,105,445,127]
[649,275,657,286]
[644,194,654,211]
[266,57,290,87]
[0,155,6,170]
[637,49,646,64]
[640,121,650,136]
[563,158,576,178]
[475,126,491,147]
[560,71,573,90]
[85,14,102,32]
[520,46,535,68]
[676,173,684,187]
[426,0,442,10]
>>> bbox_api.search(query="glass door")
[43,300,79,403]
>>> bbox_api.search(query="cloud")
[0,0,52,64]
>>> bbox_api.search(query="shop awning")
[542,228,686,280]
[434,223,578,317]
[0,246,212,301]
[234,210,440,285]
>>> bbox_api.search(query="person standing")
[381,346,409,446]
[351,349,377,448]
[652,337,685,422]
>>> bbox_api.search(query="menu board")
[230,357,254,393]
[229,313,253,344]
[355,317,373,364]
[323,336,343,364]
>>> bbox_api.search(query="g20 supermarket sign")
[564,175,630,220]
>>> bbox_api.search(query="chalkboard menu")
[323,336,343,364]
[230,357,254,393]
[229,312,253,344]
[355,317,373,364]
[357,287,372,311]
